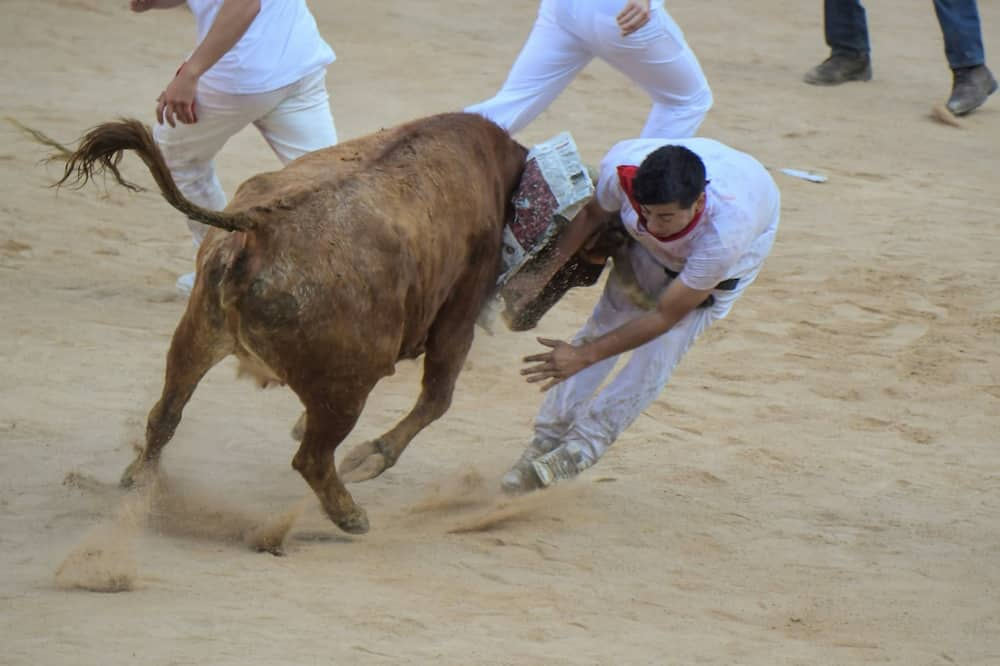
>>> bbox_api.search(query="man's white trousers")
[534,242,766,466]
[465,0,713,139]
[152,68,337,245]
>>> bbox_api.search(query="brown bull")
[56,113,609,535]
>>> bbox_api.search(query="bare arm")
[552,198,616,266]
[182,0,261,79]
[522,276,712,390]
[156,0,262,126]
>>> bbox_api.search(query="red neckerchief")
[617,165,704,243]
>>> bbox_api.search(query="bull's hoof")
[119,457,152,489]
[290,411,307,442]
[340,454,388,483]
[252,541,286,557]
[334,507,370,535]
[339,439,390,483]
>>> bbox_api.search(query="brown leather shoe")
[804,52,873,86]
[946,65,998,116]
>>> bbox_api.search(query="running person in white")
[465,0,712,139]
[503,138,780,492]
[130,0,338,293]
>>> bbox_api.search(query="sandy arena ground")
[2,1,999,664]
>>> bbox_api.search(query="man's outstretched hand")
[522,337,592,391]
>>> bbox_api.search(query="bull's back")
[310,115,526,351]
[209,114,526,367]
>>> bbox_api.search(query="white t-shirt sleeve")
[594,146,628,213]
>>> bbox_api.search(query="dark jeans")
[824,0,986,69]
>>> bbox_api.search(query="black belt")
[664,267,739,309]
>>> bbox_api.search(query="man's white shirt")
[596,138,780,291]
[187,0,335,94]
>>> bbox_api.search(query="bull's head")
[498,214,629,331]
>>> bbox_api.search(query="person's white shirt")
[595,137,780,291]
[187,0,335,94]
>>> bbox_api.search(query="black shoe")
[803,52,873,86]
[946,65,998,116]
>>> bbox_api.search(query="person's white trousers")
[153,68,337,245]
[533,239,770,467]
[465,0,712,138]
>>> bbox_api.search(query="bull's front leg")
[339,315,476,484]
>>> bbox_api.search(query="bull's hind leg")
[340,299,479,483]
[121,308,229,487]
[291,387,372,534]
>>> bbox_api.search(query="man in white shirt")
[502,138,780,492]
[130,0,338,293]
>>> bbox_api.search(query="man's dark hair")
[632,145,706,209]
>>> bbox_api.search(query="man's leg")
[640,99,711,141]
[804,0,872,85]
[154,85,277,293]
[935,0,997,115]
[153,128,228,248]
[153,85,277,246]
[545,307,715,479]
[254,68,338,163]
[464,2,591,135]
[501,296,626,493]
[501,265,653,493]
[533,353,621,443]
[594,6,712,138]
[825,0,870,55]
[531,271,761,488]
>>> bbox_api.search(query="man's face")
[639,192,706,238]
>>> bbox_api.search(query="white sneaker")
[500,436,560,494]
[175,271,195,296]
[531,445,591,488]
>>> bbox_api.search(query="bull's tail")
[53,118,257,233]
